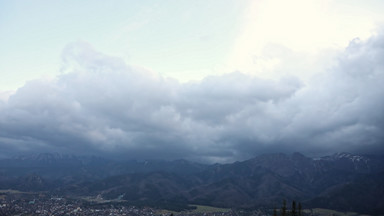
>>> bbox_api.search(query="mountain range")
[0,152,383,214]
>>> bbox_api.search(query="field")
[189,205,230,213]
[0,189,36,194]
[305,208,370,216]
[157,204,231,215]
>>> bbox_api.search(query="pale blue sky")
[1,0,384,160]
[0,0,246,91]
[1,0,384,92]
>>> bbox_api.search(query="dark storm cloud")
[1,33,384,162]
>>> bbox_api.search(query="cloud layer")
[1,33,384,162]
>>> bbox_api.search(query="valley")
[0,152,383,215]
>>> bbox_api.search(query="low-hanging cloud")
[1,32,384,162]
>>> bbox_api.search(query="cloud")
[228,0,379,77]
[1,33,384,162]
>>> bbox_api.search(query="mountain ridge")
[1,152,383,214]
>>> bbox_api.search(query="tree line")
[273,200,303,216]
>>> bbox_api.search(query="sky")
[1,0,384,162]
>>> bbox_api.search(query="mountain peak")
[12,152,77,161]
[323,152,367,162]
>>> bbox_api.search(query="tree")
[273,208,278,216]
[291,200,297,216]
[281,200,287,216]
[298,202,302,216]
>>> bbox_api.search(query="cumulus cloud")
[1,33,384,162]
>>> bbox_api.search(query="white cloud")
[228,0,381,79]
[0,31,384,161]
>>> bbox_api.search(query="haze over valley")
[1,0,384,214]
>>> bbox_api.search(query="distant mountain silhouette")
[0,152,383,214]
